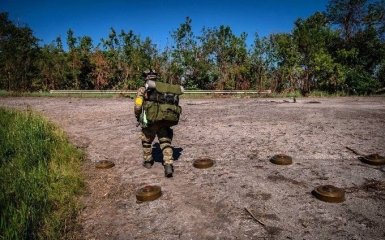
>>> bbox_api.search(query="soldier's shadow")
[152,143,183,163]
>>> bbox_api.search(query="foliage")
[0,0,384,95]
[0,107,84,239]
[345,67,379,94]
[0,12,39,91]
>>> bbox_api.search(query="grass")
[0,107,84,239]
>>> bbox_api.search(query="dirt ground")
[1,96,385,240]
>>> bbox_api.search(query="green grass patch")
[0,107,84,239]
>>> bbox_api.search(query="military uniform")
[134,87,174,166]
[134,71,179,177]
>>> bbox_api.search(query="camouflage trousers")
[141,124,174,165]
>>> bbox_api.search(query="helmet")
[143,69,158,80]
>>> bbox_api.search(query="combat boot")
[143,160,154,169]
[164,164,174,178]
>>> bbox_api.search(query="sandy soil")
[1,96,385,240]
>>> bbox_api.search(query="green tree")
[377,60,385,88]
[37,41,67,90]
[170,17,197,86]
[66,29,81,89]
[327,0,385,93]
[101,28,122,88]
[200,25,249,89]
[119,31,159,89]
[327,0,367,40]
[366,0,385,39]
[0,12,39,91]
[270,33,302,92]
[78,36,94,89]
[249,34,274,91]
[293,12,342,93]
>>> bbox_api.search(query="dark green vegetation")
[0,107,84,239]
[0,0,384,95]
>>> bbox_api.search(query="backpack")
[141,81,183,127]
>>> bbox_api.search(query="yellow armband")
[135,96,143,106]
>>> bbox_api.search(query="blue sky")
[0,0,329,49]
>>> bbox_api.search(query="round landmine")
[95,160,115,169]
[136,185,162,202]
[312,185,345,203]
[359,154,385,166]
[193,158,214,169]
[270,154,293,165]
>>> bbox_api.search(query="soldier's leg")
[158,127,174,177]
[158,127,174,165]
[141,127,156,168]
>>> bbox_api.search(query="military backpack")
[141,81,183,127]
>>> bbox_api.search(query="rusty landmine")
[193,158,214,169]
[312,185,345,203]
[136,185,162,202]
[359,154,385,166]
[270,154,293,165]
[95,160,115,169]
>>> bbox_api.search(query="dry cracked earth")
[1,96,385,240]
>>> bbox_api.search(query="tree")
[66,29,81,89]
[37,41,67,90]
[119,31,159,89]
[327,0,385,93]
[250,34,271,91]
[199,25,249,89]
[377,60,385,88]
[90,50,110,89]
[327,0,367,40]
[366,0,385,39]
[101,28,122,88]
[78,36,94,89]
[170,17,197,86]
[269,33,302,92]
[293,12,342,93]
[0,12,40,91]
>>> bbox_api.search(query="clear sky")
[0,0,329,49]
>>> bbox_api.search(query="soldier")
[134,70,183,177]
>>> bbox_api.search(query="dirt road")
[1,96,385,239]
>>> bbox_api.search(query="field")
[1,96,384,239]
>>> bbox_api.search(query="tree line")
[1,0,384,95]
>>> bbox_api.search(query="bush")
[345,68,379,95]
